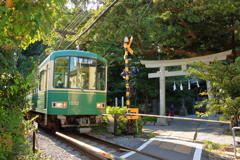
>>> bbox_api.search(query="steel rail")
[42,129,107,160]
[83,133,166,160]
[57,135,107,160]
[56,132,125,160]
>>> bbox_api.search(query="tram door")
[44,65,48,110]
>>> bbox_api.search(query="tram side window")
[39,70,45,91]
[96,61,106,90]
[53,57,69,88]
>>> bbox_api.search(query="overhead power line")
[64,0,119,50]
[62,9,83,32]
[64,10,86,32]
[138,0,152,22]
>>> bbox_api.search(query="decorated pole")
[123,36,133,108]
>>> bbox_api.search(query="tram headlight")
[52,102,67,108]
[96,102,106,109]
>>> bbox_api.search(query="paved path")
[142,115,232,144]
[120,114,236,160]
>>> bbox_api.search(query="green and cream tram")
[27,50,107,133]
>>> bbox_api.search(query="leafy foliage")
[73,0,240,58]
[141,116,157,122]
[0,0,67,50]
[105,106,128,133]
[186,58,240,127]
[0,0,68,159]
[0,67,37,159]
[104,106,143,134]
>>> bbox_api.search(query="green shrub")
[0,68,37,159]
[141,116,157,122]
[204,140,219,150]
[102,106,143,134]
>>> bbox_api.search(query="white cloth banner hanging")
[188,81,190,90]
[173,81,176,91]
[196,80,200,88]
[180,82,183,90]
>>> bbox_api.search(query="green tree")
[186,58,240,128]
[17,41,48,77]
[40,0,240,113]
[0,0,67,159]
[79,0,240,58]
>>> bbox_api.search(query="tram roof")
[39,50,107,69]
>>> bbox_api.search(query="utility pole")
[123,36,133,108]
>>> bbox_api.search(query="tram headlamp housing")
[96,102,106,109]
[52,102,67,108]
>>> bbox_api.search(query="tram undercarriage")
[26,111,102,133]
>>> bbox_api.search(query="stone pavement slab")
[121,114,237,160]
[120,137,207,160]
[142,114,232,144]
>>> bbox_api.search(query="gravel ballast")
[28,129,147,160]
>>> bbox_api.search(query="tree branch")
[224,24,240,32]
[161,47,212,57]
[174,19,190,28]
[183,32,197,49]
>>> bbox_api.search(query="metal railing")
[232,127,240,159]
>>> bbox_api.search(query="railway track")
[38,127,165,160]
[82,133,165,160]
[54,131,165,160]
[39,127,162,160]
[42,129,106,160]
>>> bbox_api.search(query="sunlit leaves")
[0,0,67,50]
[186,59,240,125]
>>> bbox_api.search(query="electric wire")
[58,10,90,48]
[60,1,98,33]
[59,3,98,47]
[64,0,120,50]
[68,2,98,32]
[68,11,89,32]
[138,0,152,22]
[57,1,99,49]
[64,10,86,32]
[62,9,83,33]
[72,2,99,32]
[73,12,91,32]
[54,8,87,46]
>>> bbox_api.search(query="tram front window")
[69,57,97,89]
[53,57,69,88]
[53,56,106,90]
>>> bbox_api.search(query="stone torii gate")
[140,50,232,125]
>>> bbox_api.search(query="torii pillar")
[141,50,232,126]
